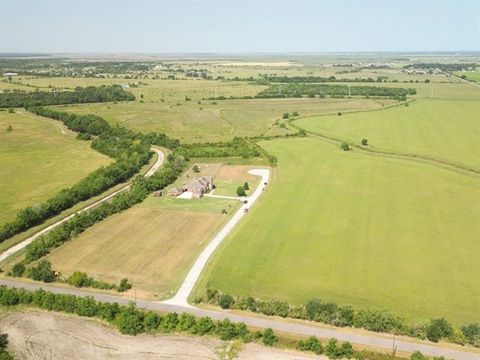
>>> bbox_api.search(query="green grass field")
[198,137,480,325]
[296,97,480,171]
[454,71,480,82]
[0,110,111,224]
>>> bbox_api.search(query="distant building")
[121,83,130,89]
[3,72,18,77]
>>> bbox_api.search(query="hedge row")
[14,155,186,264]
[0,106,179,242]
[199,289,480,347]
[0,85,135,108]
[0,286,365,359]
[176,137,261,159]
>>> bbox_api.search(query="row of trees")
[0,106,180,242]
[256,84,416,100]
[0,85,135,108]
[176,137,261,159]
[0,286,365,359]
[200,289,480,347]
[13,154,186,264]
[403,63,477,72]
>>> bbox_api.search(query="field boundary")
[289,114,480,178]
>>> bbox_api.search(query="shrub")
[5,125,12,132]
[192,164,200,173]
[461,323,480,347]
[282,112,289,119]
[340,142,350,151]
[261,328,278,346]
[361,138,368,146]
[236,186,246,197]
[9,263,25,277]
[410,351,427,360]
[118,278,132,292]
[115,304,144,335]
[27,260,55,283]
[426,318,453,342]
[292,111,299,117]
[67,271,92,288]
[298,336,323,354]
[243,182,250,191]
[194,317,216,335]
[218,294,235,309]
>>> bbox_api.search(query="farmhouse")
[183,176,214,198]
[167,188,182,197]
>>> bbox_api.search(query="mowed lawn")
[0,110,111,224]
[47,191,241,300]
[296,97,480,171]
[199,137,480,324]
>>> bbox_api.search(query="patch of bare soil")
[0,311,325,360]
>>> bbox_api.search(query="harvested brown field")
[0,311,325,360]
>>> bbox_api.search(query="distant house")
[3,72,18,77]
[121,83,130,89]
[182,176,214,198]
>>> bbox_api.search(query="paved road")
[163,169,270,307]
[0,148,164,263]
[0,278,478,360]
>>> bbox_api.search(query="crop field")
[296,97,480,171]
[455,71,480,82]
[57,81,391,142]
[46,164,256,299]
[198,137,480,325]
[0,110,111,224]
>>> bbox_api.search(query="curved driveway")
[163,168,270,307]
[0,148,164,263]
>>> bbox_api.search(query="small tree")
[340,142,350,151]
[236,186,246,196]
[262,328,278,346]
[282,112,289,119]
[218,294,235,309]
[118,278,132,292]
[292,111,299,117]
[361,138,368,146]
[410,351,427,360]
[9,263,25,277]
[5,125,13,133]
[7,108,14,114]
[337,112,342,116]
[243,182,250,191]
[192,164,200,173]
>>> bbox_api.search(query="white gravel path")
[163,169,270,307]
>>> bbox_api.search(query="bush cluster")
[0,85,135,108]
[66,271,131,292]
[200,289,480,347]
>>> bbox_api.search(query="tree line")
[0,85,135,108]
[199,289,480,348]
[0,106,180,242]
[0,285,412,360]
[256,84,416,100]
[403,63,477,72]
[9,154,186,264]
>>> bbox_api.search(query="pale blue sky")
[1,0,479,53]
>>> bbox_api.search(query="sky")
[0,0,479,53]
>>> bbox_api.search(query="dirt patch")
[46,208,225,299]
[215,165,258,182]
[0,311,326,360]
[0,311,221,359]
